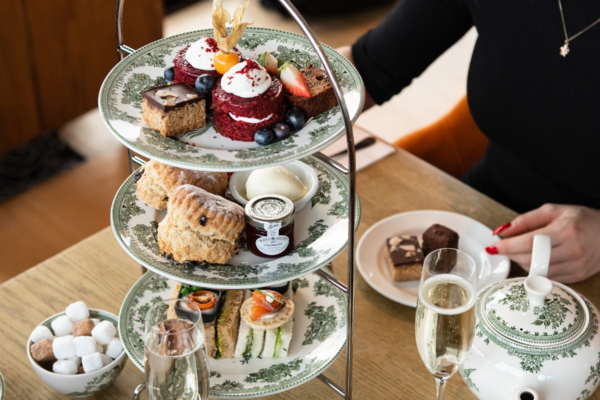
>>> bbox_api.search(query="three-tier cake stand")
[107,0,362,398]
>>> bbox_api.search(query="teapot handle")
[525,235,553,307]
[529,234,551,278]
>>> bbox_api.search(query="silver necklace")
[558,0,600,57]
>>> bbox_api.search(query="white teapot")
[459,234,600,400]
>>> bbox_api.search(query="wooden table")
[3,148,600,400]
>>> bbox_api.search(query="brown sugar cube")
[142,83,206,137]
[31,338,56,363]
[73,319,95,337]
[77,365,85,374]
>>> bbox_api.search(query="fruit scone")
[135,160,228,210]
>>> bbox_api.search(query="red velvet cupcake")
[173,37,242,86]
[211,59,286,142]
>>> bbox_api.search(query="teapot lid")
[482,278,589,346]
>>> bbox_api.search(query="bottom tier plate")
[119,271,347,398]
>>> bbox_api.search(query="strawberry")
[258,51,279,75]
[278,62,312,98]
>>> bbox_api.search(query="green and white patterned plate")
[111,155,360,289]
[119,271,347,398]
[98,27,364,172]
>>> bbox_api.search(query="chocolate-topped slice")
[384,235,425,282]
[142,83,206,137]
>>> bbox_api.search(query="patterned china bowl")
[27,309,127,397]
[459,235,600,400]
[228,160,319,212]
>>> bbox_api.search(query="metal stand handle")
[115,0,358,397]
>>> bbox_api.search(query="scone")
[136,160,228,210]
[385,235,425,282]
[158,184,245,264]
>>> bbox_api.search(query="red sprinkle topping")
[203,37,219,52]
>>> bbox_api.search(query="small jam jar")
[245,194,295,258]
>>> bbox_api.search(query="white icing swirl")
[229,113,273,124]
[221,59,271,98]
[185,37,218,70]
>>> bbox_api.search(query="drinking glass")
[415,248,477,400]
[144,299,210,400]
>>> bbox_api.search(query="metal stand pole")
[115,0,358,397]
[116,0,147,276]
[276,2,357,398]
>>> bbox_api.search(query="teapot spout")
[529,234,551,278]
[516,388,541,400]
[524,235,553,307]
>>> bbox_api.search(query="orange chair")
[393,96,488,178]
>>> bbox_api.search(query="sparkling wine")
[415,276,476,379]
[145,319,209,400]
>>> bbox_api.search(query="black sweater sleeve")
[352,0,473,104]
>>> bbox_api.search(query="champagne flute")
[144,299,210,400]
[415,248,477,400]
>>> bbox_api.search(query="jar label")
[257,222,288,255]
[264,222,282,237]
[256,236,290,255]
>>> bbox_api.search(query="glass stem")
[435,377,448,400]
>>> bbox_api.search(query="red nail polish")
[493,223,511,236]
[485,246,498,255]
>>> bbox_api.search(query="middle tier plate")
[111,156,360,289]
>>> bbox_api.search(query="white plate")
[98,28,364,172]
[111,155,360,289]
[356,210,510,307]
[119,271,347,398]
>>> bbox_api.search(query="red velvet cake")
[173,37,242,86]
[211,59,286,142]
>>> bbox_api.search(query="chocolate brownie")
[384,235,425,281]
[283,65,337,119]
[422,224,459,274]
[422,224,459,256]
[142,83,206,137]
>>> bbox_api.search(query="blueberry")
[285,107,306,131]
[273,123,290,141]
[164,66,175,82]
[254,128,275,146]
[195,74,216,94]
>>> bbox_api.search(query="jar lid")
[481,278,589,347]
[245,195,295,229]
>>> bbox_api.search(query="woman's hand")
[336,46,376,111]
[486,204,600,283]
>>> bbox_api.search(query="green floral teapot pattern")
[460,235,600,400]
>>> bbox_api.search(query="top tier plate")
[98,28,365,171]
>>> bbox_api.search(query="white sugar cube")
[91,321,116,345]
[52,336,76,359]
[66,301,89,323]
[105,338,123,359]
[101,353,113,367]
[67,356,81,367]
[74,336,97,357]
[96,342,104,354]
[53,359,78,375]
[51,315,73,336]
[91,318,100,326]
[30,326,54,343]
[82,352,104,373]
